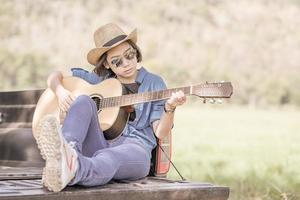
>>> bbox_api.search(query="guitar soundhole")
[90,95,103,112]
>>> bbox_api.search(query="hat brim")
[87,28,138,66]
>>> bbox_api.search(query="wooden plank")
[0,107,36,124]
[0,123,32,129]
[0,177,230,200]
[0,90,44,105]
[0,128,43,163]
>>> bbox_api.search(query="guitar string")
[111,87,178,108]
[100,86,198,109]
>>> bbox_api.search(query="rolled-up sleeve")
[71,67,102,84]
[149,77,167,124]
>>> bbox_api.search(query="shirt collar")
[135,66,147,84]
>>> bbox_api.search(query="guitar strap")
[122,83,139,94]
[122,83,140,121]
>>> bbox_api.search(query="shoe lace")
[68,141,77,149]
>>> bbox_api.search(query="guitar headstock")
[191,81,233,103]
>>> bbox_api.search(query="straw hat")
[87,23,142,66]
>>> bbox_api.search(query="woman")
[36,23,186,192]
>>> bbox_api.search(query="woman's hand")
[165,90,187,111]
[153,90,187,139]
[59,109,67,125]
[55,85,76,113]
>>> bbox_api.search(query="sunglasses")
[109,48,137,68]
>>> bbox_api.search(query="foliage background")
[0,0,299,199]
[1,0,300,107]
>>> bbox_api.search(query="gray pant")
[62,95,151,186]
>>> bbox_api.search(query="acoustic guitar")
[32,77,233,140]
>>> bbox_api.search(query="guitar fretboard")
[99,86,191,109]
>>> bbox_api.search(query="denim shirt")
[71,67,167,152]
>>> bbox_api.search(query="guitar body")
[32,77,129,140]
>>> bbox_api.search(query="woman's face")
[105,41,138,82]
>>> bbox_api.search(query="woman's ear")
[103,61,110,69]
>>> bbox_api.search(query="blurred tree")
[0,49,52,90]
[0,0,299,107]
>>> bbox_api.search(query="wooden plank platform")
[0,166,230,200]
[0,89,230,200]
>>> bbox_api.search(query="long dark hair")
[93,40,142,78]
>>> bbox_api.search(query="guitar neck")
[100,86,191,109]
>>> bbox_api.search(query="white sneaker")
[36,115,78,192]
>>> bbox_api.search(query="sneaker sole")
[36,115,63,192]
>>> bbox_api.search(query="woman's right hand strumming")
[47,70,75,123]
[55,85,75,124]
[55,85,76,113]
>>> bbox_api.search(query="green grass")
[167,104,300,200]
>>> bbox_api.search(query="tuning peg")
[209,99,215,104]
[217,99,223,104]
[214,80,223,87]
